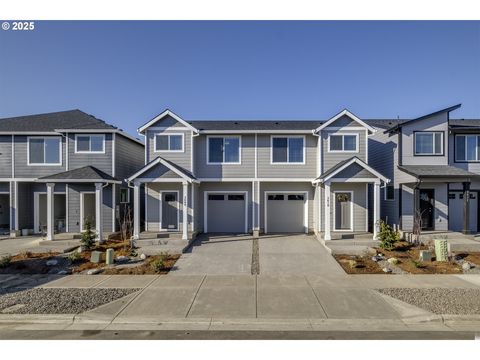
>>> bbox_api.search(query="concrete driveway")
[170,233,344,276]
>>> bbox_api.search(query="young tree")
[81,217,96,249]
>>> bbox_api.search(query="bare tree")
[412,208,426,246]
[117,204,134,250]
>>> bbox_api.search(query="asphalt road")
[0,330,477,340]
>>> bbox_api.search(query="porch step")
[401,231,478,242]
[139,231,191,240]
[134,238,189,247]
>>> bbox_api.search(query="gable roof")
[384,104,462,134]
[37,166,121,183]
[313,156,389,184]
[127,156,199,183]
[137,109,199,134]
[314,109,376,133]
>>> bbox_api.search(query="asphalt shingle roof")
[38,166,119,182]
[188,120,324,131]
[0,110,117,132]
[398,165,479,178]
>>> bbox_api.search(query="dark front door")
[419,189,435,230]
[161,192,178,230]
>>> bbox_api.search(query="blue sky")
[0,21,479,136]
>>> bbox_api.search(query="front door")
[161,192,178,230]
[334,192,353,231]
[419,189,435,230]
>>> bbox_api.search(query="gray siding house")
[0,110,144,241]
[369,104,480,235]
[127,109,389,242]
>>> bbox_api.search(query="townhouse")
[127,109,390,242]
[369,104,480,236]
[0,110,144,241]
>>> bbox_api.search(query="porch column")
[373,182,381,240]
[46,183,55,241]
[324,181,331,240]
[95,183,103,243]
[133,181,140,240]
[182,181,189,241]
[463,181,471,234]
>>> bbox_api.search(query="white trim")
[147,126,193,131]
[414,131,444,156]
[80,191,96,232]
[190,132,193,172]
[127,156,198,183]
[65,184,69,232]
[251,181,255,230]
[144,183,148,232]
[138,109,198,134]
[328,178,381,183]
[365,183,369,231]
[159,190,180,231]
[65,133,69,171]
[191,184,195,232]
[112,183,116,232]
[27,136,63,166]
[264,191,308,234]
[322,126,368,131]
[327,133,359,153]
[33,190,67,233]
[11,135,14,178]
[314,157,390,184]
[270,135,306,165]
[14,181,18,230]
[135,178,188,183]
[314,109,376,133]
[153,133,185,153]
[0,131,60,135]
[254,133,258,178]
[454,134,480,162]
[365,130,369,163]
[206,135,242,165]
[0,178,36,182]
[256,181,260,231]
[112,132,115,177]
[36,179,121,184]
[204,190,248,233]
[144,132,148,165]
[333,190,354,232]
[74,134,106,154]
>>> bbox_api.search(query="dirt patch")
[102,254,181,275]
[334,254,387,274]
[0,252,63,275]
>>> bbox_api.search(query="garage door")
[206,193,246,233]
[448,191,477,232]
[266,193,305,233]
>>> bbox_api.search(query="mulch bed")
[334,254,387,274]
[102,254,181,275]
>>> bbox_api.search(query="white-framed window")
[154,133,184,152]
[271,136,305,164]
[414,131,443,156]
[328,133,359,152]
[75,134,105,153]
[455,134,480,162]
[119,188,130,203]
[207,136,241,164]
[384,184,395,201]
[27,137,62,165]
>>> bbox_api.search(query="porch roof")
[36,166,121,184]
[127,156,199,183]
[313,156,389,184]
[398,165,480,179]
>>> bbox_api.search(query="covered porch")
[313,157,390,241]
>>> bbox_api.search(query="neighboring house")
[369,104,480,235]
[127,109,389,242]
[0,110,145,241]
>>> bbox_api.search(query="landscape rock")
[462,262,472,271]
[87,268,103,275]
[46,259,58,266]
[419,250,432,262]
[105,248,114,265]
[387,257,399,265]
[116,255,129,263]
[382,267,392,273]
[140,253,146,260]
[90,251,102,263]
[57,270,68,275]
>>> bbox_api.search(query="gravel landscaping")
[378,288,480,315]
[0,288,139,314]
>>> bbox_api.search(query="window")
[414,132,443,155]
[448,193,456,200]
[268,194,284,200]
[271,136,304,163]
[228,194,244,200]
[75,134,105,153]
[28,137,61,165]
[155,133,184,152]
[208,194,225,200]
[119,188,130,203]
[288,194,304,201]
[455,135,480,162]
[207,136,240,164]
[328,134,358,152]
[385,184,394,201]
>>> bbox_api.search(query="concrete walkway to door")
[169,233,345,276]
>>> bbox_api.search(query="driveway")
[170,233,345,276]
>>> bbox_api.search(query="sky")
[0,21,479,137]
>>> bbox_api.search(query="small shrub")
[150,258,166,273]
[0,255,12,268]
[411,260,425,269]
[159,251,170,262]
[67,251,81,263]
[377,220,400,250]
[81,218,96,249]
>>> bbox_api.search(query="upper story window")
[154,133,184,152]
[271,136,305,164]
[455,134,480,162]
[328,134,358,152]
[75,134,105,153]
[414,131,443,156]
[28,137,61,166]
[207,136,241,164]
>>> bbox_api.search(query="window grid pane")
[456,136,466,161]
[288,138,304,163]
[272,137,288,163]
[344,135,356,151]
[90,136,104,152]
[29,138,45,163]
[466,135,476,160]
[169,135,182,151]
[77,136,90,152]
[208,138,224,163]
[44,138,60,163]
[224,137,240,163]
[156,135,169,151]
[329,135,343,151]
[434,133,442,154]
[415,133,434,154]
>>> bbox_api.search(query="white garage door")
[266,193,306,233]
[206,193,247,233]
